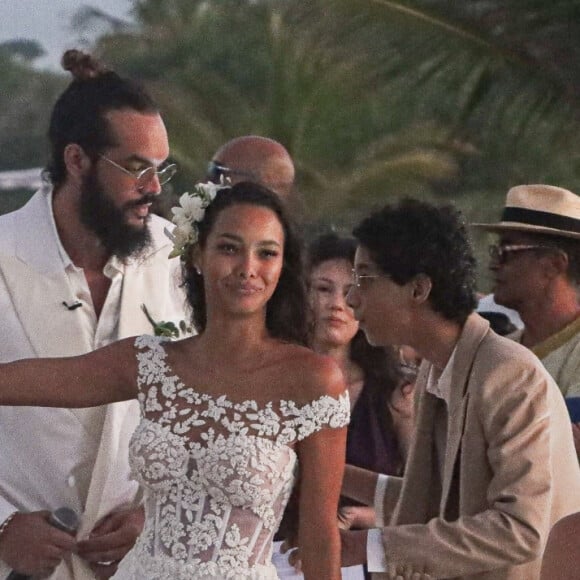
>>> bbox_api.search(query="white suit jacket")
[0,189,190,579]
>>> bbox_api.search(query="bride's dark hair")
[183,181,308,345]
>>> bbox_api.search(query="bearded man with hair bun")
[0,49,190,579]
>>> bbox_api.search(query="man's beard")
[79,170,153,260]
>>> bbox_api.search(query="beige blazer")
[0,190,190,579]
[375,314,580,580]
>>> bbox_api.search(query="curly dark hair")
[46,49,159,188]
[183,181,308,345]
[353,198,477,324]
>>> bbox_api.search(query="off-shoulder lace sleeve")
[122,345,350,579]
[280,391,350,442]
[134,333,166,350]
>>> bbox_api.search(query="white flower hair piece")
[165,181,225,259]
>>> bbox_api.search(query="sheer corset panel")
[115,335,350,580]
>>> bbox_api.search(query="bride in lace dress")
[0,182,350,579]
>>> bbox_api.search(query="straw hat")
[472,184,580,240]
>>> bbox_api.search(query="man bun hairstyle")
[61,49,109,80]
[46,49,159,188]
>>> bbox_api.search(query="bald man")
[207,135,295,199]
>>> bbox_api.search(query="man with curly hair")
[337,199,580,579]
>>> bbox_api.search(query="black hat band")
[501,207,580,233]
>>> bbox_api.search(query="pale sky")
[1,0,134,70]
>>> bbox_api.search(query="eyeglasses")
[488,243,559,265]
[99,155,177,188]
[206,160,257,184]
[352,268,382,288]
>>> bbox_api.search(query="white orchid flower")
[172,192,206,226]
[197,181,221,201]
[167,181,227,259]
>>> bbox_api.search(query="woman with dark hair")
[307,234,406,481]
[289,233,414,580]
[0,182,349,579]
[308,234,416,539]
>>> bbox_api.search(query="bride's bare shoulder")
[160,334,201,353]
[277,344,346,400]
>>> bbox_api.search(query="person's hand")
[388,380,415,421]
[280,539,302,574]
[572,422,580,459]
[338,506,355,530]
[338,505,376,530]
[76,505,144,579]
[340,528,368,568]
[0,510,76,577]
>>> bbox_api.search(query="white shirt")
[0,187,191,579]
[52,195,130,501]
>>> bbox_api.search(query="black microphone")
[6,507,79,580]
[62,301,82,311]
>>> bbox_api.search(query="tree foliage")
[86,0,580,228]
[0,44,65,171]
[2,0,580,236]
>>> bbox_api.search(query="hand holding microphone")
[47,508,79,535]
[2,508,78,580]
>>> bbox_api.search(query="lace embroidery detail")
[115,334,349,579]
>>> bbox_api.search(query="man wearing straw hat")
[473,184,580,455]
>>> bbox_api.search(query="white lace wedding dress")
[113,335,350,579]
